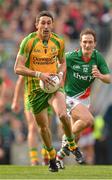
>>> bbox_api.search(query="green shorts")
[27,89,52,114]
[47,106,53,116]
[25,88,64,114]
[25,95,54,116]
[24,96,31,111]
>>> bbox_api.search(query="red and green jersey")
[18,32,65,95]
[65,49,110,97]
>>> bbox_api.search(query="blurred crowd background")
[0,0,112,165]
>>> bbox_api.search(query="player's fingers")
[45,78,55,86]
[50,73,57,76]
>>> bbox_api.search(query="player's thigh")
[48,91,66,115]
[71,103,94,122]
[35,108,49,128]
[24,110,36,124]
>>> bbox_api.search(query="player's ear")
[35,22,38,29]
[51,21,54,29]
[79,40,82,47]
[93,41,97,49]
[52,21,54,26]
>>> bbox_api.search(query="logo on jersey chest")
[33,49,41,53]
[73,64,90,73]
[32,47,58,57]
[51,46,57,52]
[73,72,94,82]
[82,65,89,73]
[73,65,80,70]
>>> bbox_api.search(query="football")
[39,75,60,93]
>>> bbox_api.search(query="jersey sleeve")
[18,37,31,59]
[65,52,72,66]
[58,38,65,61]
[97,52,110,74]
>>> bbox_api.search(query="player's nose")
[45,23,48,28]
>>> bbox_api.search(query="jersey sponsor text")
[73,72,94,82]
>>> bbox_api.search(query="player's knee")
[41,126,49,133]
[29,124,37,133]
[58,112,68,123]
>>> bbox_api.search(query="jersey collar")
[77,48,96,62]
[36,31,52,41]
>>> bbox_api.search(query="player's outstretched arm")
[11,75,24,113]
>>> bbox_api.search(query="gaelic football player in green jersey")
[56,28,111,169]
[14,11,80,172]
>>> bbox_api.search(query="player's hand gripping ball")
[39,75,60,93]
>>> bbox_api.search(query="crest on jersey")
[73,65,80,70]
[51,47,56,52]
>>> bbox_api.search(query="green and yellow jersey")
[19,32,65,95]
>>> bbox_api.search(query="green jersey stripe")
[50,37,60,49]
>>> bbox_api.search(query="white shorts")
[66,95,90,115]
[78,133,95,147]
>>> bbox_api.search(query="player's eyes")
[83,41,93,44]
[47,21,52,25]
[83,41,87,44]
[41,22,46,25]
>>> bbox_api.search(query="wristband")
[59,72,64,77]
[35,71,41,78]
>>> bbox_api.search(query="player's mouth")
[84,48,92,52]
[43,30,49,34]
[85,47,91,50]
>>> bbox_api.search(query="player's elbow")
[14,65,20,75]
[104,74,111,84]
[14,65,18,74]
[101,74,111,84]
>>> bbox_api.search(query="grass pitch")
[0,165,112,179]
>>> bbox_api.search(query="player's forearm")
[58,60,66,75]
[14,65,36,77]
[100,74,111,83]
[0,83,7,102]
[58,60,66,85]
[14,54,37,77]
[13,77,24,103]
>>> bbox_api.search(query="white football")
[39,75,60,93]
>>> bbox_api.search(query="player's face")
[36,16,53,40]
[80,34,96,57]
